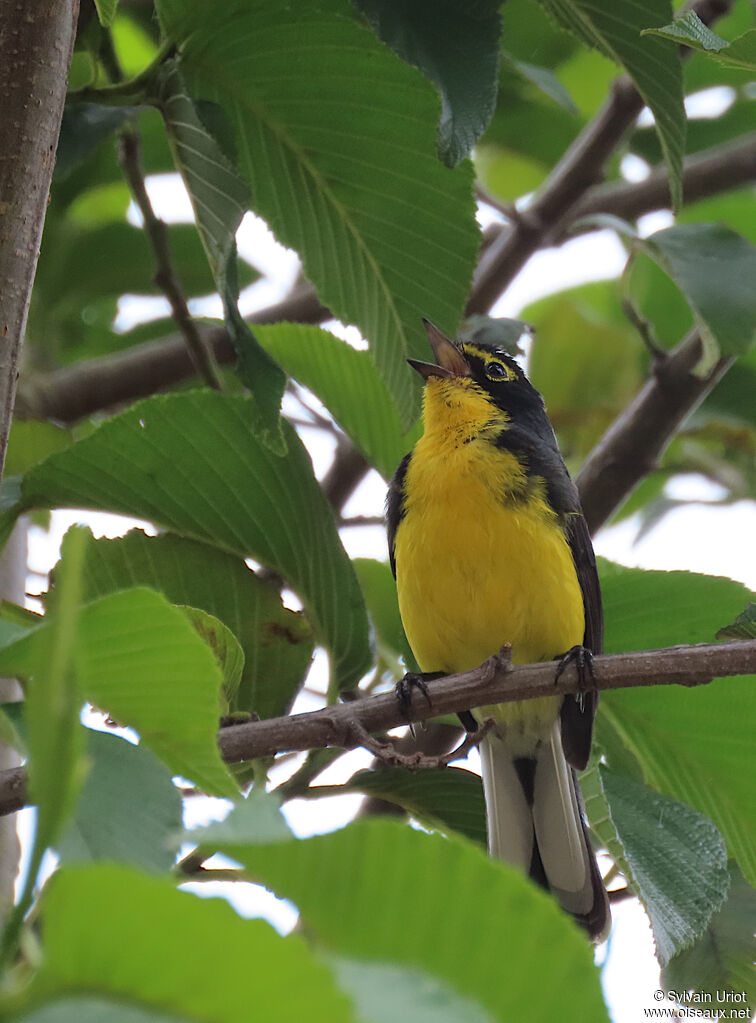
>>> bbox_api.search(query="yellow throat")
[393,375,585,747]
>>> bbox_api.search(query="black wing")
[560,509,602,771]
[496,420,602,771]
[386,452,411,580]
[566,510,603,655]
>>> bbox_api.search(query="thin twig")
[99,29,222,392]
[339,515,385,528]
[117,130,222,391]
[288,383,339,434]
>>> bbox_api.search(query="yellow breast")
[394,379,584,746]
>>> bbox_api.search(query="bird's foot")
[395,671,442,735]
[554,645,596,711]
[436,717,495,766]
[350,716,495,771]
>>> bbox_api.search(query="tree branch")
[467,78,644,315]
[12,6,739,429]
[0,0,79,482]
[479,132,756,244]
[467,0,733,316]
[0,638,753,818]
[17,124,749,429]
[577,331,733,534]
[567,132,756,232]
[14,285,328,423]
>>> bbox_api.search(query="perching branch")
[0,638,753,818]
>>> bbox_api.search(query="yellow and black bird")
[387,320,610,940]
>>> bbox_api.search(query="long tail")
[479,721,610,941]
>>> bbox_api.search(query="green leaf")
[716,603,756,640]
[600,768,730,966]
[354,0,502,167]
[708,29,756,73]
[16,999,183,1023]
[0,529,89,968]
[256,324,419,480]
[0,700,26,758]
[180,606,244,706]
[57,730,182,873]
[34,220,228,312]
[22,864,352,1023]
[154,61,248,281]
[524,292,642,463]
[598,563,756,885]
[535,0,685,208]
[679,188,756,249]
[58,528,313,720]
[662,863,756,1013]
[3,421,73,479]
[155,59,286,449]
[643,11,729,52]
[54,103,132,181]
[93,0,118,27]
[474,144,550,201]
[334,766,486,846]
[23,527,88,856]
[1,392,369,692]
[219,820,610,1023]
[188,788,292,847]
[353,558,417,672]
[644,13,756,72]
[458,315,531,352]
[481,93,577,168]
[156,0,480,429]
[112,16,160,79]
[510,59,578,114]
[637,223,756,359]
[0,588,236,799]
[330,957,495,1023]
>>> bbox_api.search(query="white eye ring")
[486,361,508,380]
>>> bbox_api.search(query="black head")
[409,320,546,421]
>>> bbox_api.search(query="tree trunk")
[0,0,79,482]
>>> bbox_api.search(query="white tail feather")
[481,722,600,924]
[479,732,532,869]
[533,722,585,892]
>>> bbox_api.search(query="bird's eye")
[485,361,508,380]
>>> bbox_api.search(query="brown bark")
[0,0,79,482]
[0,638,754,817]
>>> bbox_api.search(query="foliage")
[0,0,755,1020]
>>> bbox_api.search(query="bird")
[386,319,610,940]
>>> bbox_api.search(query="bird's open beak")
[408,319,471,380]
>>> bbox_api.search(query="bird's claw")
[554,645,596,711]
[395,671,440,735]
